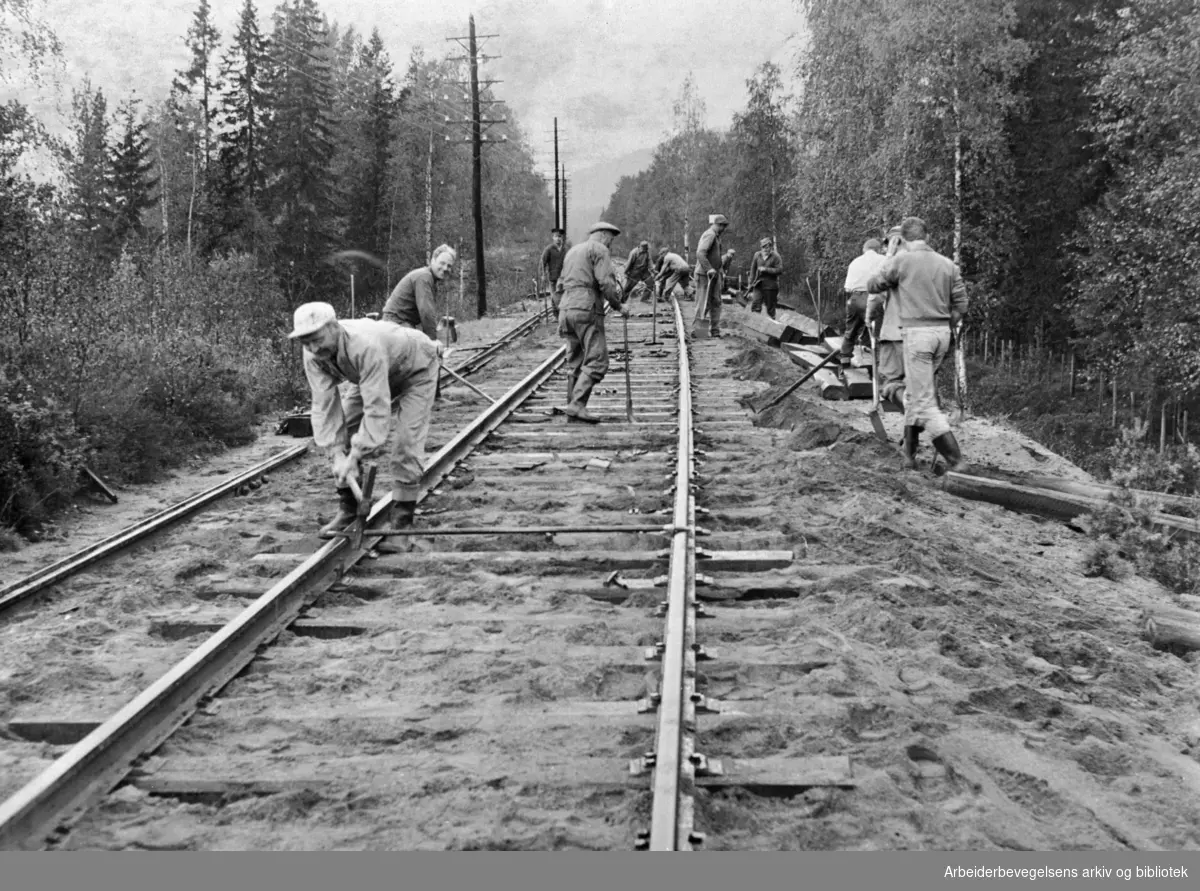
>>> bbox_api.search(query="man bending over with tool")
[289,302,442,536]
[556,221,629,424]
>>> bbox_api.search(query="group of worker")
[286,211,966,541]
[842,216,969,473]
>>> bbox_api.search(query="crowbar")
[441,363,497,404]
[623,313,634,422]
[754,347,844,416]
[951,321,967,424]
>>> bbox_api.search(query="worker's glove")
[707,269,717,279]
[442,346,455,361]
[332,450,359,487]
[620,305,631,318]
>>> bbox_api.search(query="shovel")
[951,321,968,424]
[865,325,889,443]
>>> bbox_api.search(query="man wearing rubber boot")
[289,302,442,537]
[556,221,628,424]
[866,217,969,472]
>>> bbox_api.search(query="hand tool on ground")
[754,347,844,416]
[342,462,376,551]
[865,325,889,443]
[951,320,967,424]
[440,363,498,404]
[623,312,634,422]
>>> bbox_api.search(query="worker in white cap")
[555,221,629,423]
[288,302,442,536]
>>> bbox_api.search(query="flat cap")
[712,214,729,226]
[588,221,620,235]
[550,226,565,235]
[886,225,902,238]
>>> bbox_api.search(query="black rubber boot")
[319,488,358,538]
[902,426,921,470]
[932,431,969,473]
[566,376,600,424]
[370,500,416,554]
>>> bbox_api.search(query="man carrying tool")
[654,248,693,301]
[289,302,442,536]
[621,240,655,304]
[694,213,730,337]
[866,216,969,472]
[556,221,629,424]
[541,227,567,302]
[842,237,885,370]
[867,226,909,411]
[748,236,783,319]
[382,244,456,340]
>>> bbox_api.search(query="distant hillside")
[566,147,655,243]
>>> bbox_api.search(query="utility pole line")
[561,165,568,235]
[553,117,560,230]
[447,16,504,319]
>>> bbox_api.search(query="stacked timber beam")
[739,309,874,402]
[939,471,1200,542]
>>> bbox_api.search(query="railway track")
[0,310,550,620]
[0,296,856,851]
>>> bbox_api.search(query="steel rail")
[0,344,568,850]
[0,444,310,617]
[648,296,699,851]
[439,306,553,385]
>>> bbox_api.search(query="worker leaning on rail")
[556,221,629,424]
[289,302,442,537]
[621,240,655,304]
[655,248,693,302]
[381,244,457,340]
[865,216,969,473]
[694,214,729,337]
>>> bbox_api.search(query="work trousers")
[842,292,869,358]
[622,271,653,303]
[902,326,952,439]
[659,271,692,301]
[694,271,723,334]
[559,307,609,386]
[876,339,906,406]
[751,286,779,319]
[339,363,438,502]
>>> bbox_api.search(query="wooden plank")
[811,369,847,401]
[82,468,119,503]
[940,473,1200,540]
[841,367,874,400]
[1142,605,1200,653]
[249,548,794,573]
[739,313,786,346]
[774,309,834,344]
[128,755,854,801]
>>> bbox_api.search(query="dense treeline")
[602,0,1200,473]
[0,0,551,534]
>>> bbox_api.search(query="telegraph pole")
[467,17,486,317]
[561,165,568,235]
[553,118,560,230]
[447,16,505,318]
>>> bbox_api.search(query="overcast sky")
[5,0,810,179]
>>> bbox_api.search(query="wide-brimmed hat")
[288,302,337,339]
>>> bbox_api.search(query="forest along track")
[0,299,855,850]
[0,306,552,847]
